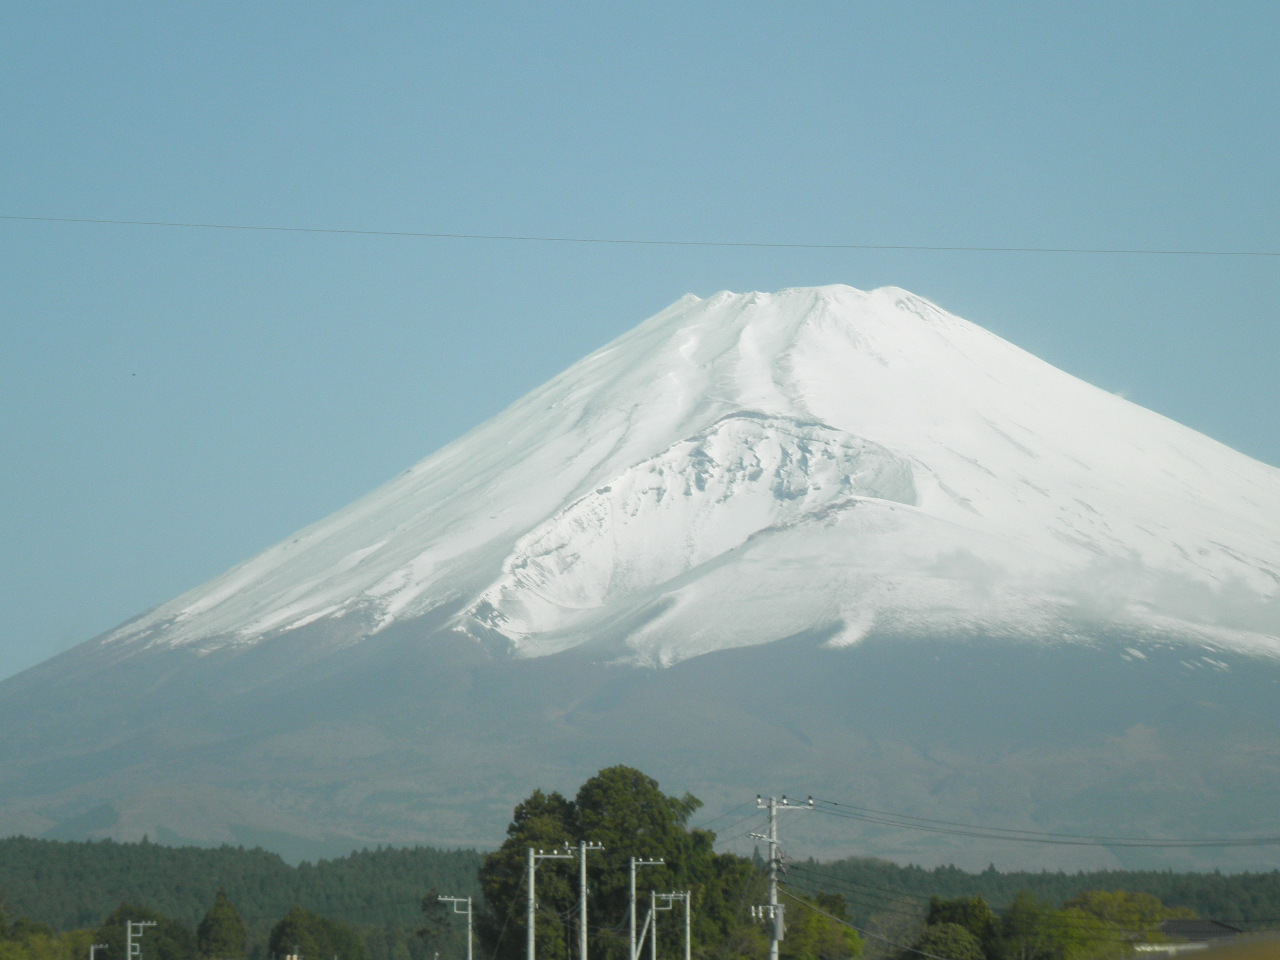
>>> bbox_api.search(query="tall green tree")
[197,889,246,960]
[780,893,862,960]
[926,895,997,952]
[93,903,195,960]
[993,892,1060,960]
[478,766,769,960]
[478,788,578,960]
[268,906,365,960]
[1061,890,1173,941]
[910,923,983,960]
[416,888,450,944]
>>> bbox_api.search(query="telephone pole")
[577,841,604,960]
[125,921,156,960]
[751,796,812,960]
[528,847,573,960]
[628,857,663,960]
[438,896,472,960]
[655,893,690,960]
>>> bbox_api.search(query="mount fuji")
[3,285,1278,868]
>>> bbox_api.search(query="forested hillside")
[0,837,480,935]
[786,856,1280,931]
[5,836,1280,937]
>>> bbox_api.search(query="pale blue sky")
[3,2,1277,679]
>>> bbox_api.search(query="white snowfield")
[103,285,1280,664]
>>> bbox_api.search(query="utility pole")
[528,847,573,960]
[751,796,812,960]
[655,893,690,960]
[89,944,109,960]
[681,893,690,960]
[651,891,677,960]
[577,841,604,960]
[438,896,472,960]
[125,921,156,960]
[628,857,663,960]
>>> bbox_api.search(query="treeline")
[878,891,1195,960]
[785,856,1280,931]
[0,838,480,960]
[0,889,456,960]
[3,771,1280,960]
[0,838,481,933]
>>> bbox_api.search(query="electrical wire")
[809,798,1280,848]
[783,879,1179,948]
[784,864,1280,936]
[3,214,1277,258]
[780,889,958,960]
[708,810,769,848]
[688,801,759,833]
[785,863,930,909]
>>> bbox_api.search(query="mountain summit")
[102,284,1280,665]
[4,285,1279,867]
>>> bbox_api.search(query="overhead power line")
[809,798,1280,848]
[784,862,932,907]
[783,865,1240,941]
[689,801,760,832]
[2,214,1277,258]
[781,889,956,960]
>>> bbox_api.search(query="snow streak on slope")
[97,286,1280,664]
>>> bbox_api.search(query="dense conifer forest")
[0,837,482,933]
[0,838,480,960]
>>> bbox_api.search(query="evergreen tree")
[94,903,196,960]
[909,923,983,960]
[197,888,247,960]
[478,766,769,960]
[926,895,997,949]
[415,888,451,958]
[993,892,1059,960]
[268,905,365,960]
[780,894,862,960]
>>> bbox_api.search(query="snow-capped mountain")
[102,284,1280,665]
[4,284,1279,868]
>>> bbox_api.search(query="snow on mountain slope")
[99,285,1280,664]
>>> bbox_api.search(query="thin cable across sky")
[809,798,1280,848]
[3,214,1277,258]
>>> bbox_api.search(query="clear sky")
[2,2,1277,680]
